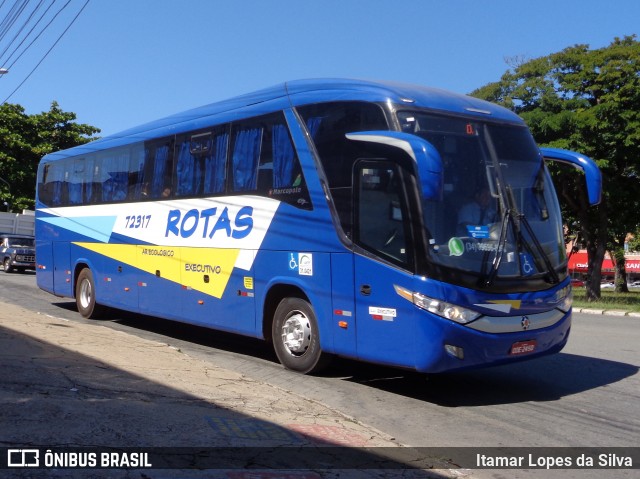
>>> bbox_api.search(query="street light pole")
[0,68,8,75]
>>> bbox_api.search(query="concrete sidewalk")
[0,301,460,478]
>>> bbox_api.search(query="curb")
[574,308,640,317]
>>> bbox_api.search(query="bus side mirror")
[540,147,602,205]
[346,131,443,200]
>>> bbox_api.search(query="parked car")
[601,281,615,288]
[0,233,36,273]
[570,278,585,287]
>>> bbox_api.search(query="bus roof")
[42,78,524,162]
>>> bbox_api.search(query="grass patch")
[572,288,640,312]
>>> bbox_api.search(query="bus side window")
[203,131,228,195]
[175,138,203,197]
[297,101,388,233]
[174,129,230,198]
[39,162,66,206]
[264,118,311,209]
[231,124,263,192]
[354,162,411,268]
[231,112,311,208]
[68,159,85,205]
[128,144,146,199]
[99,150,132,203]
[140,139,174,199]
[84,158,99,204]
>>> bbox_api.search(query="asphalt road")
[1,271,638,478]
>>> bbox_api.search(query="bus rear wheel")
[272,297,330,374]
[76,268,104,319]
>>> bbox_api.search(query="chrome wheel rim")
[79,278,92,310]
[280,310,311,356]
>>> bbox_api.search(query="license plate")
[510,340,537,355]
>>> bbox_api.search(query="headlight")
[394,285,481,324]
[556,293,573,313]
[556,285,573,313]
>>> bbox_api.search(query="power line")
[0,0,90,105]
[2,1,71,72]
[0,0,48,64]
[0,1,29,44]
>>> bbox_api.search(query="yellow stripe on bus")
[74,242,240,299]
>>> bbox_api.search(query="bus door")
[352,161,418,369]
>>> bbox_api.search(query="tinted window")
[138,139,174,200]
[174,127,229,197]
[231,112,311,209]
[297,102,388,188]
[37,112,310,209]
[98,146,142,202]
[297,101,388,233]
[355,162,411,268]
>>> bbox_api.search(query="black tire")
[75,268,104,319]
[3,258,13,273]
[272,297,331,374]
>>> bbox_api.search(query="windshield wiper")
[482,206,511,287]
[505,183,559,283]
[480,126,559,285]
[482,188,559,287]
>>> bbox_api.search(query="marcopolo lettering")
[165,206,253,239]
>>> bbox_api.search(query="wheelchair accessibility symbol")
[289,252,313,276]
[520,253,535,276]
[289,253,298,271]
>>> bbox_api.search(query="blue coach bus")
[35,79,601,374]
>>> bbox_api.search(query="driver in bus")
[457,186,497,236]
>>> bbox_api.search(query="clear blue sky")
[1,0,639,137]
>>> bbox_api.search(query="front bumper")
[8,259,36,269]
[414,309,571,373]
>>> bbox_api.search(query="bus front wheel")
[272,297,330,374]
[76,268,104,319]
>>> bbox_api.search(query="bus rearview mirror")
[540,147,602,205]
[346,131,443,201]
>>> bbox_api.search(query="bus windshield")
[398,112,565,284]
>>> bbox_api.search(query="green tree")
[471,36,640,300]
[628,231,640,253]
[0,101,99,211]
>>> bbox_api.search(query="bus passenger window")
[265,121,311,209]
[176,140,202,197]
[139,140,174,199]
[100,152,130,202]
[232,126,263,192]
[203,133,228,195]
[68,160,86,205]
[231,113,311,209]
[39,161,67,206]
[174,129,228,198]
